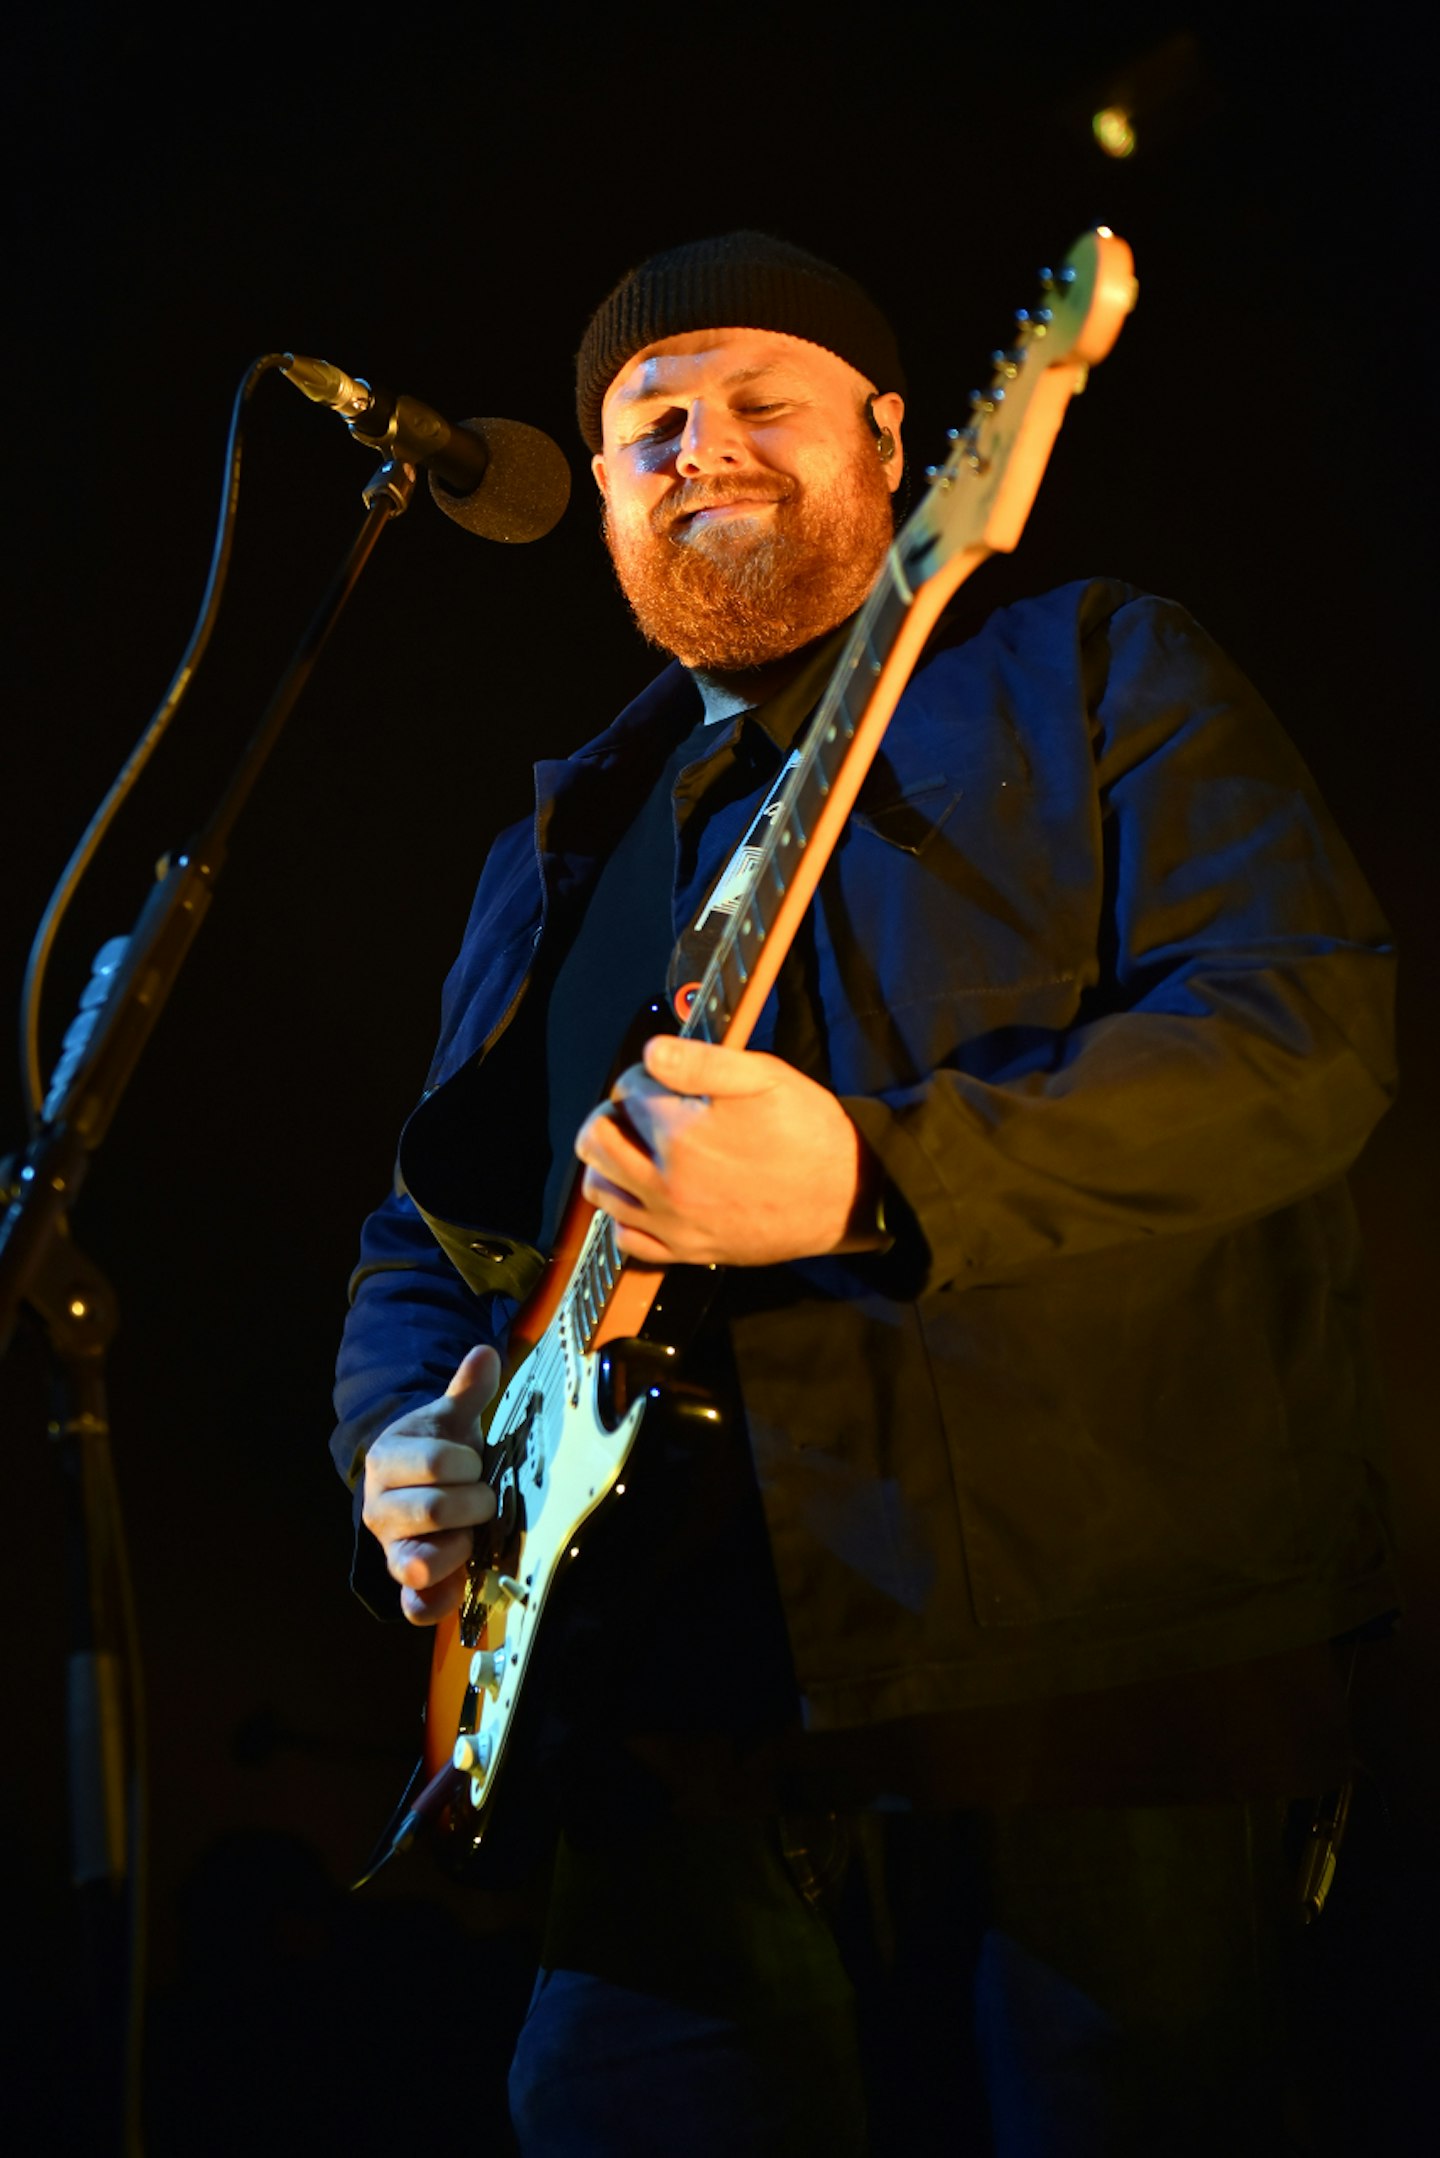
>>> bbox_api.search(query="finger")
[399,1573,468,1626]
[580,1164,650,1223]
[364,1474,496,1541]
[365,1434,492,1494]
[607,1071,671,1123]
[386,1527,475,1591]
[605,1058,655,1105]
[642,1036,776,1098]
[611,1218,683,1264]
[576,1102,661,1187]
[369,1352,501,1468]
[445,1344,501,1406]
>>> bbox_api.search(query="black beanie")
[576,230,905,452]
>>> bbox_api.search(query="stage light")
[1094,106,1137,159]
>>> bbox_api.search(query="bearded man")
[332,233,1399,2156]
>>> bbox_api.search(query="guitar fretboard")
[562,553,916,1359]
[682,549,915,1045]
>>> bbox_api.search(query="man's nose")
[676,400,745,475]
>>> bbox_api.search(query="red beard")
[602,438,896,671]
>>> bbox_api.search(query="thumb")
[445,1344,501,1407]
[642,1035,774,1098]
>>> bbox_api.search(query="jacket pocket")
[915,1235,1317,1632]
[851,777,959,858]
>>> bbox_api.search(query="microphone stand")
[0,452,418,2156]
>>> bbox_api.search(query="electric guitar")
[383,228,1138,1871]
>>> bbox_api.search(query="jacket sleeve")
[328,802,545,1614]
[330,1164,509,1617]
[845,593,1398,1295]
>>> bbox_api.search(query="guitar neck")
[684,232,1139,1051]
[680,535,984,1055]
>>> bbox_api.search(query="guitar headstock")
[901,227,1138,582]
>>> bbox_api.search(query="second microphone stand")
[0,452,418,2158]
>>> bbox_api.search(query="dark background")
[4,4,1434,2149]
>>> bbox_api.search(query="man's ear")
[870,392,905,495]
[592,451,609,498]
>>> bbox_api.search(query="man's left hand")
[574,1035,887,1266]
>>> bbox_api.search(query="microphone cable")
[19,351,290,1132]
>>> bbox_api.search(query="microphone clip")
[281,353,490,495]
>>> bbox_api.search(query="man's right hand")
[361,1345,501,1624]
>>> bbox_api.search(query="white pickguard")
[453,1332,647,1811]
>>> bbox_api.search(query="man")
[332,233,1399,2154]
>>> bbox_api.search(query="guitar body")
[403,227,1138,1869]
[422,1111,723,1851]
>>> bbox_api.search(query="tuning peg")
[1058,266,1077,285]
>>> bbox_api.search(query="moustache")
[651,476,797,536]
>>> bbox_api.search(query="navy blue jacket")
[332,578,1400,1731]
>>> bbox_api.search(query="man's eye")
[625,398,787,447]
[631,412,684,444]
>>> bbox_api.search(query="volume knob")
[468,1649,508,1696]
[453,1731,494,1780]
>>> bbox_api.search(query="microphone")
[281,353,571,542]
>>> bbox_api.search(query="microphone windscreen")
[429,418,572,542]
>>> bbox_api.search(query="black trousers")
[507,1797,1308,2157]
